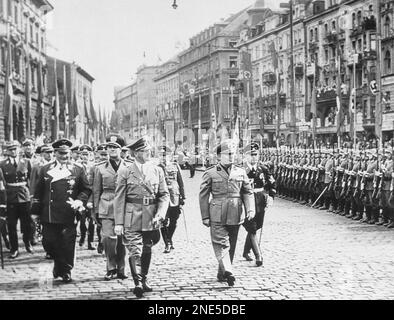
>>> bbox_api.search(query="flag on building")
[25,61,31,137]
[54,60,60,139]
[349,88,356,141]
[89,95,98,128]
[232,114,240,144]
[63,65,69,137]
[37,61,45,136]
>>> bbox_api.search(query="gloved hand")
[246,210,255,220]
[114,225,123,236]
[86,202,93,210]
[179,198,185,206]
[152,215,164,229]
[67,198,85,212]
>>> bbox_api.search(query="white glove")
[247,210,255,220]
[86,202,93,209]
[152,215,165,228]
[267,196,274,207]
[66,198,85,212]
[114,225,124,236]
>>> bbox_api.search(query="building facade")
[154,57,180,149]
[47,56,95,145]
[0,0,53,143]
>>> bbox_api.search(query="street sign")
[243,71,251,79]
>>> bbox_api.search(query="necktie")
[13,160,17,168]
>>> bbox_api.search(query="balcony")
[316,88,336,102]
[362,50,377,61]
[351,26,364,37]
[363,118,375,130]
[325,32,338,45]
[362,17,376,31]
[262,72,276,85]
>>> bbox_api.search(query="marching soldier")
[319,150,334,211]
[157,145,186,254]
[242,143,275,267]
[199,139,255,286]
[114,137,169,298]
[31,139,91,283]
[78,144,96,250]
[93,135,129,281]
[0,141,33,259]
[362,151,379,224]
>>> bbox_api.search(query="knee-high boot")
[141,250,152,292]
[128,256,143,298]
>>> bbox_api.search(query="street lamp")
[172,0,178,9]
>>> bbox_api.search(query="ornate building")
[0,0,53,143]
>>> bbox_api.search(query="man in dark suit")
[31,139,91,283]
[0,141,33,259]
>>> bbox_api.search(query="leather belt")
[126,197,156,205]
[7,182,27,187]
[212,195,241,199]
[253,187,265,193]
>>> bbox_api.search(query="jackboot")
[128,257,143,298]
[141,250,152,292]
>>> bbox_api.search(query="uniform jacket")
[158,161,185,207]
[0,157,31,204]
[32,161,91,225]
[324,158,334,184]
[199,163,255,226]
[0,168,7,216]
[244,161,276,198]
[382,159,393,191]
[365,160,378,191]
[113,161,170,231]
[30,159,52,197]
[93,159,130,220]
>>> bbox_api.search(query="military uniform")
[0,141,33,258]
[158,146,185,253]
[0,167,9,253]
[114,137,169,298]
[78,144,96,250]
[199,140,255,286]
[242,143,276,267]
[93,135,129,280]
[31,139,91,283]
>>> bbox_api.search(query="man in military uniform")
[318,150,334,211]
[22,138,35,161]
[242,143,275,267]
[93,135,129,281]
[31,139,91,283]
[78,144,96,250]
[0,141,33,259]
[362,151,378,224]
[199,139,255,287]
[157,145,185,253]
[70,145,81,163]
[379,149,393,226]
[0,167,9,252]
[114,137,169,298]
[30,145,54,256]
[120,147,130,160]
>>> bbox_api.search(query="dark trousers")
[79,216,94,244]
[42,223,77,276]
[160,206,181,246]
[6,203,32,252]
[189,164,196,178]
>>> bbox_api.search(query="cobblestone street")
[1,170,394,300]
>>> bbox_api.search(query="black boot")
[141,250,152,292]
[128,257,143,298]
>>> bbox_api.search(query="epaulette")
[124,158,134,165]
[206,165,215,171]
[72,162,83,169]
[95,160,107,166]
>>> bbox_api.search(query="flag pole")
[353,57,357,149]
[6,20,13,141]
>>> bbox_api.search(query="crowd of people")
[0,134,279,298]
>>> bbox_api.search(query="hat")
[96,144,107,152]
[215,139,237,155]
[244,143,259,155]
[35,145,42,154]
[4,141,20,150]
[79,144,93,153]
[71,145,80,153]
[157,145,172,154]
[52,139,73,153]
[121,147,129,152]
[41,145,54,153]
[106,134,125,148]
[22,138,34,147]
[127,137,151,152]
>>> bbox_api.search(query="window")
[310,29,314,42]
[14,4,18,25]
[324,24,328,36]
[7,0,11,17]
[229,41,237,48]
[229,56,237,68]
[357,11,362,27]
[384,50,391,74]
[325,49,329,63]
[384,16,391,38]
[352,12,356,28]
[332,20,336,32]
[229,74,237,88]
[315,28,319,41]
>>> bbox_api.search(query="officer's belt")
[212,195,241,199]
[7,182,27,187]
[126,197,157,205]
[253,187,265,193]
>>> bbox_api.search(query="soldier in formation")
[269,145,394,229]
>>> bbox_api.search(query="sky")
[46,0,280,114]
